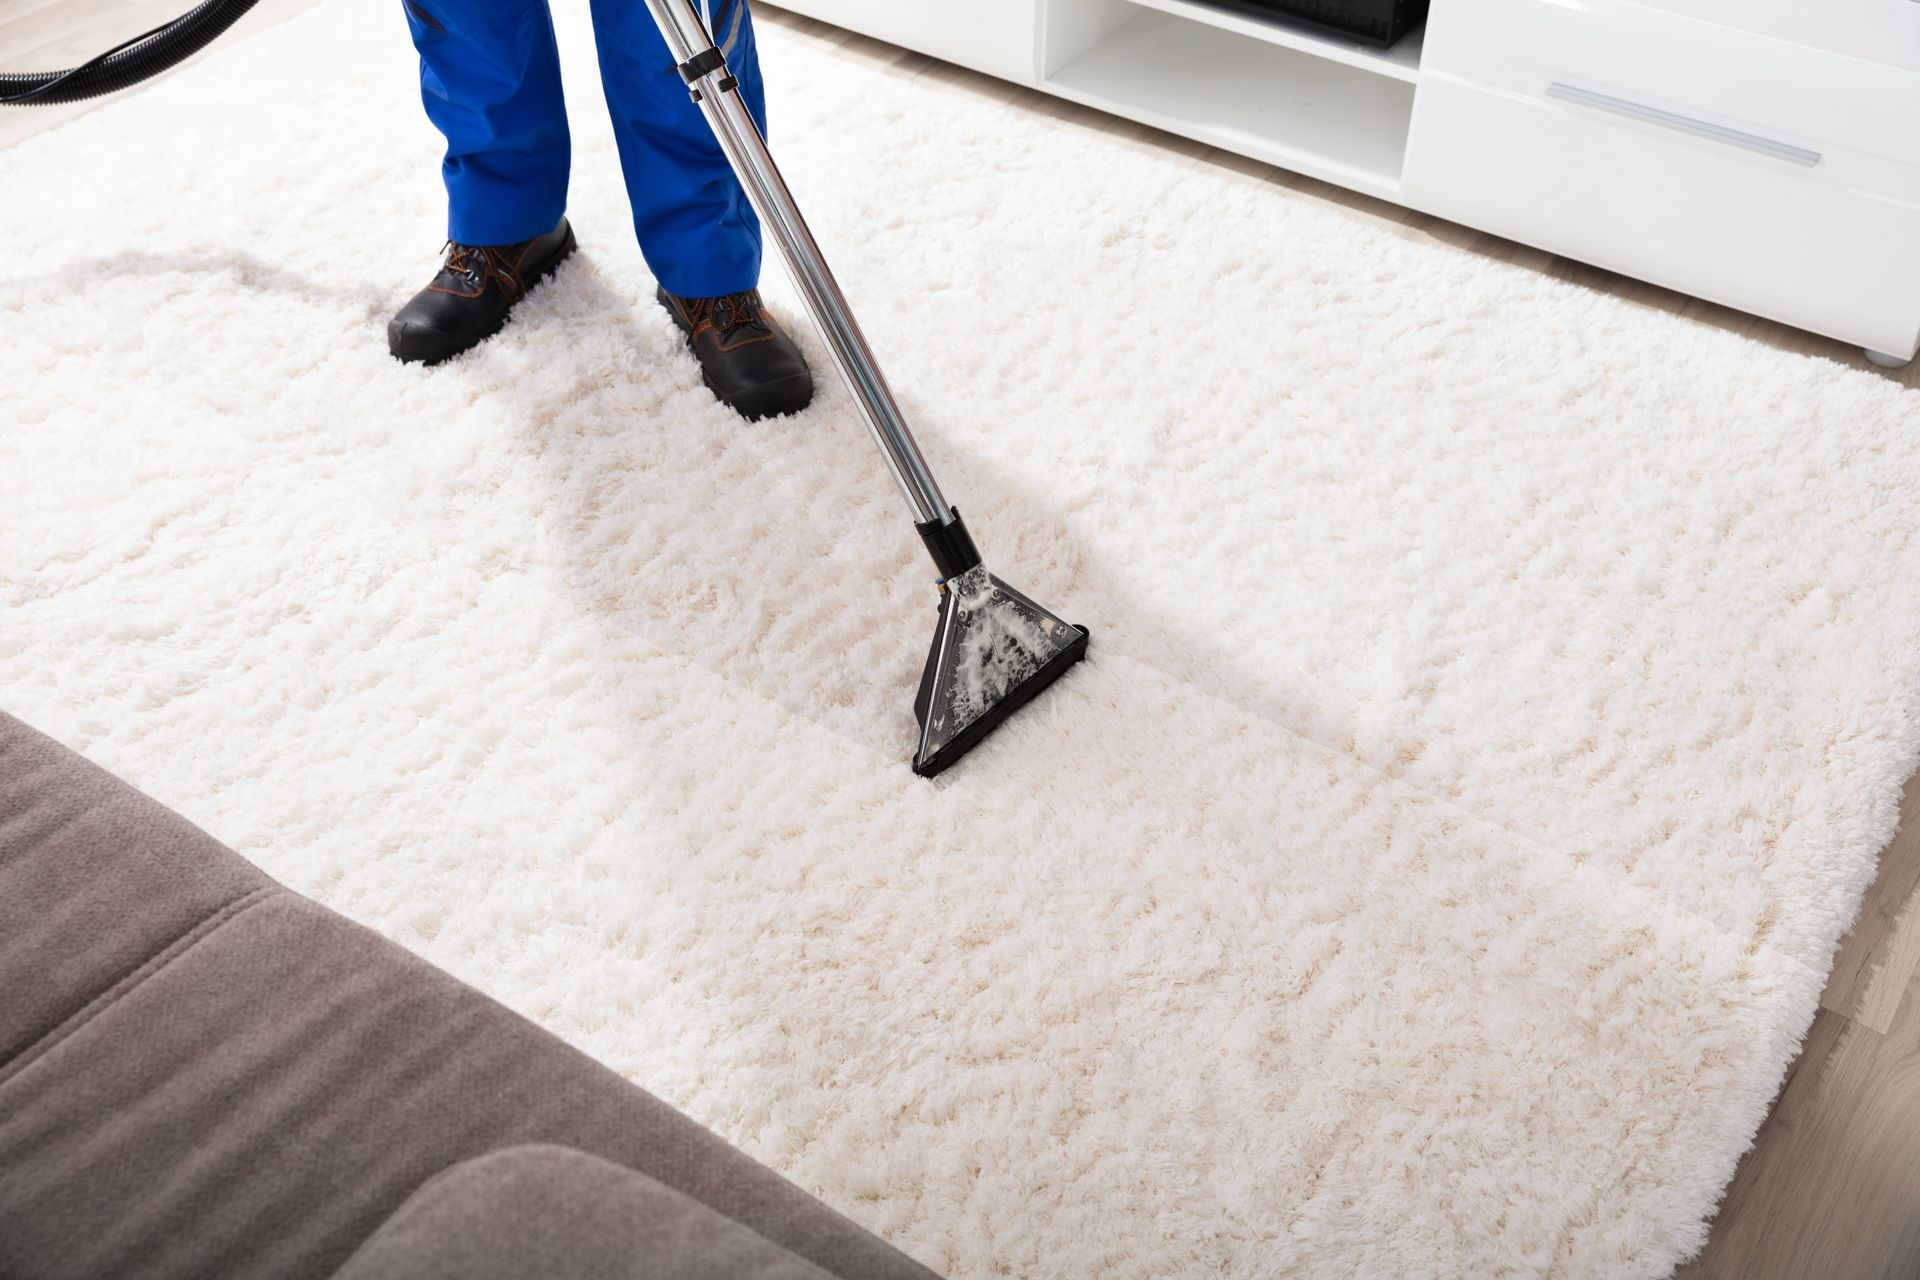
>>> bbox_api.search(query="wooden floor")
[5,4,1918,1275]
[1681,784,1920,1280]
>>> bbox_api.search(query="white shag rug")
[4,4,1919,1275]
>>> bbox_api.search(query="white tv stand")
[770,0,1920,364]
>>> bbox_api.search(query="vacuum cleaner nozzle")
[911,564,1090,777]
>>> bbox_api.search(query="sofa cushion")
[331,1145,838,1280]
[0,712,936,1280]
[0,719,275,1070]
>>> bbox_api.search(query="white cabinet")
[1402,0,1920,356]
[768,0,1042,82]
[771,0,1920,359]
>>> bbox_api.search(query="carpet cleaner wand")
[3,0,1091,776]
[643,0,1089,776]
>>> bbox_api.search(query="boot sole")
[389,223,579,366]
[655,287,815,421]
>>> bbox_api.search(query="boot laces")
[442,241,527,302]
[708,291,767,334]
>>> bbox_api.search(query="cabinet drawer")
[1421,0,1920,170]
[768,0,1040,82]
[1402,75,1920,354]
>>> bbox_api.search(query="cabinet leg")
[1865,349,1912,369]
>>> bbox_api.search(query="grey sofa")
[0,712,940,1280]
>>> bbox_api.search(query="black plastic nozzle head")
[909,565,1089,777]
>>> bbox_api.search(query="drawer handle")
[1546,82,1822,168]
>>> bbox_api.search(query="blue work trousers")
[402,0,765,297]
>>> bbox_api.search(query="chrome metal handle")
[1546,82,1822,168]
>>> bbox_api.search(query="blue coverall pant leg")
[402,0,766,298]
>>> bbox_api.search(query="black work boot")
[389,218,577,365]
[657,287,814,421]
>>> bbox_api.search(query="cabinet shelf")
[1122,0,1424,83]
[1043,5,1416,197]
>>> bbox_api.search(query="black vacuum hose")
[0,0,260,106]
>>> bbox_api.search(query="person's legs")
[403,0,571,246]
[588,0,766,298]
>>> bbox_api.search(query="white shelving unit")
[771,0,1427,200]
[1042,0,1420,198]
[769,0,1920,360]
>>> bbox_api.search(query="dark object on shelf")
[1213,0,1429,47]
